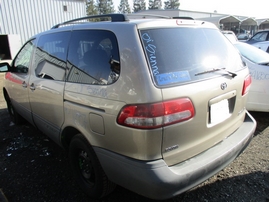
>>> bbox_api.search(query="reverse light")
[242,74,252,96]
[117,98,195,129]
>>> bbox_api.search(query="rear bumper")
[94,111,256,200]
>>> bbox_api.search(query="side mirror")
[0,62,11,72]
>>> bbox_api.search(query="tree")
[97,0,115,15]
[164,0,180,9]
[118,0,131,13]
[133,0,146,13]
[148,0,162,10]
[86,0,98,16]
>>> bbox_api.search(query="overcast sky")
[115,0,268,19]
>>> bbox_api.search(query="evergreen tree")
[133,0,146,13]
[148,0,162,10]
[164,0,180,9]
[97,0,115,15]
[118,0,131,13]
[86,0,98,16]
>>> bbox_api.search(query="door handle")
[22,81,27,88]
[29,83,36,91]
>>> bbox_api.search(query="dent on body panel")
[65,107,87,128]
[64,105,105,136]
[64,82,126,115]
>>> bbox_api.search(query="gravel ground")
[0,72,269,202]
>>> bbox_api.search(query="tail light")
[117,98,195,129]
[242,74,251,96]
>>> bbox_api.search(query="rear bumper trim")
[94,111,256,200]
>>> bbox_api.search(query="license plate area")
[209,98,231,125]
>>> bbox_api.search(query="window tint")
[34,32,71,80]
[13,40,36,73]
[140,28,243,86]
[67,30,120,85]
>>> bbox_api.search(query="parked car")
[237,33,251,41]
[234,42,269,112]
[222,30,238,43]
[246,30,269,53]
[0,14,256,200]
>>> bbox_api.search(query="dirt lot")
[0,72,269,202]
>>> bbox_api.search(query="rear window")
[67,30,120,85]
[140,28,244,86]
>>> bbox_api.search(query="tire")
[5,93,24,125]
[69,134,116,199]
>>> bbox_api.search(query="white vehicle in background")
[251,41,269,53]
[234,42,269,111]
[237,33,251,42]
[245,30,269,53]
[222,30,238,43]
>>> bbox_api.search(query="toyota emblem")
[221,83,227,90]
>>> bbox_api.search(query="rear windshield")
[140,27,244,86]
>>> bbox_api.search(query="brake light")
[242,74,251,96]
[117,98,195,129]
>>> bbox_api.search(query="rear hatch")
[140,24,250,166]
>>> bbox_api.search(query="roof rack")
[172,16,194,20]
[51,13,129,29]
[127,13,171,19]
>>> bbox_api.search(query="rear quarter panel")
[62,24,164,160]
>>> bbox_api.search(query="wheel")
[69,134,116,199]
[4,93,24,124]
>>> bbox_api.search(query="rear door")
[28,31,71,144]
[140,26,249,166]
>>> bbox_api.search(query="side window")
[253,32,268,42]
[67,30,120,85]
[13,40,36,73]
[34,32,71,81]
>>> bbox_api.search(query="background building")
[0,0,86,44]
[136,9,269,35]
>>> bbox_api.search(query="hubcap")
[78,150,95,187]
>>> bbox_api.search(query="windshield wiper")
[195,68,237,78]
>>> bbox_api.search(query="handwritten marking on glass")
[142,33,159,75]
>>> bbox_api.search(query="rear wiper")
[195,68,237,78]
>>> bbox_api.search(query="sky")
[115,0,269,19]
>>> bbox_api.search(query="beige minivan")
[0,14,256,200]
